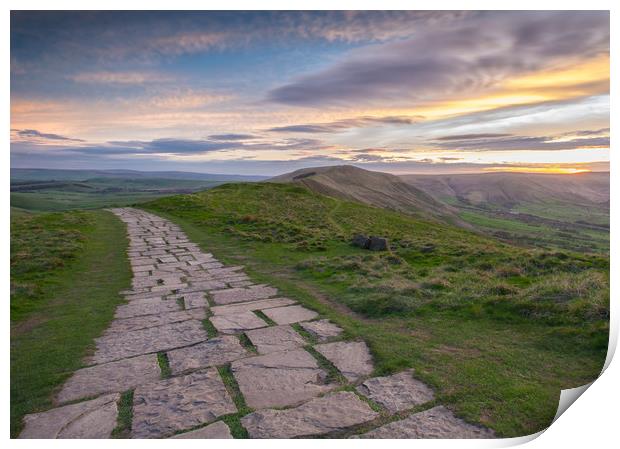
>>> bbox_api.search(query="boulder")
[368,236,389,251]
[352,234,370,248]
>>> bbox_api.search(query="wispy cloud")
[268,115,422,133]
[11,128,84,142]
[70,71,172,84]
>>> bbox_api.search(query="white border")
[4,2,616,448]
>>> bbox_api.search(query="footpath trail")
[19,208,495,439]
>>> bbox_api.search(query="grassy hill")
[270,165,463,225]
[10,169,266,212]
[143,182,609,437]
[401,172,609,253]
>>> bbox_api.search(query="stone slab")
[132,368,236,438]
[231,349,334,409]
[170,421,233,439]
[115,297,181,319]
[167,336,249,374]
[356,370,434,412]
[20,393,119,439]
[245,325,306,354]
[354,406,495,439]
[299,319,343,341]
[105,309,206,334]
[315,341,373,382]
[261,305,318,325]
[241,391,379,438]
[90,320,207,364]
[58,354,160,403]
[210,297,295,316]
[210,285,278,305]
[209,311,267,334]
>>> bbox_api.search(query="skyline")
[10,11,610,176]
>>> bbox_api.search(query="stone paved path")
[19,207,496,439]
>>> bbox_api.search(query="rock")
[182,292,209,309]
[210,285,278,305]
[261,305,318,325]
[315,341,374,382]
[300,319,343,342]
[241,391,379,438]
[167,336,249,374]
[231,349,334,409]
[354,406,495,439]
[58,354,160,403]
[90,320,207,364]
[132,368,236,438]
[105,309,206,334]
[368,236,389,251]
[356,370,434,412]
[245,325,306,354]
[170,421,233,439]
[209,311,268,334]
[352,234,370,249]
[114,297,181,319]
[20,393,120,439]
[210,297,296,316]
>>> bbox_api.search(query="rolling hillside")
[270,165,462,225]
[401,172,609,221]
[401,172,609,253]
[142,182,609,437]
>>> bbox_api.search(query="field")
[142,183,609,437]
[402,172,609,254]
[10,177,224,211]
[10,208,131,437]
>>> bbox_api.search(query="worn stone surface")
[209,311,267,334]
[261,304,318,325]
[90,320,207,364]
[210,285,278,305]
[115,297,181,319]
[245,325,306,354]
[232,349,334,409]
[170,421,233,439]
[167,336,249,374]
[315,341,373,382]
[300,319,343,342]
[132,368,236,438]
[105,309,206,334]
[354,406,495,439]
[356,370,434,412]
[210,297,295,315]
[183,292,209,309]
[58,354,160,403]
[241,391,379,438]
[20,394,120,439]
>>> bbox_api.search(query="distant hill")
[270,165,463,225]
[400,172,609,209]
[10,168,267,182]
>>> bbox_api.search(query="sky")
[10,11,610,176]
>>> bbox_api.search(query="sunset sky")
[10,11,610,175]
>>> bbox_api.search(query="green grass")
[10,208,131,437]
[217,365,251,438]
[142,182,609,437]
[11,190,169,212]
[112,390,134,438]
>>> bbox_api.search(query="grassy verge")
[10,209,131,437]
[141,183,608,437]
